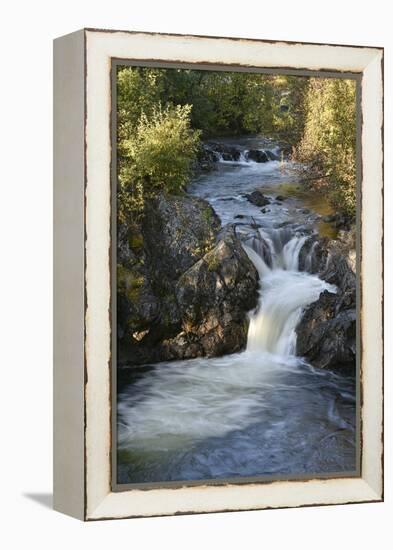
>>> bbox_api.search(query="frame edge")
[83,30,384,520]
[53,29,86,521]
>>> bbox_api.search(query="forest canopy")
[117,66,357,220]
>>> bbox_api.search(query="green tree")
[117,66,165,136]
[295,77,356,217]
[117,66,308,143]
[271,75,309,144]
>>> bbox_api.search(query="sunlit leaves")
[118,103,200,221]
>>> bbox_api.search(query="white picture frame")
[53,28,383,521]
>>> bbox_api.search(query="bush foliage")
[118,103,200,221]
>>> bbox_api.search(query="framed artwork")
[53,28,383,520]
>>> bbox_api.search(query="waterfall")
[282,236,307,271]
[238,151,248,163]
[244,233,336,356]
[243,244,271,277]
[304,240,318,272]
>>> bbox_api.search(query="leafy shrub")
[118,104,201,221]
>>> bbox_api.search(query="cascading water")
[243,233,335,356]
[117,137,356,484]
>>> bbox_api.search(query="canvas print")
[115,65,358,485]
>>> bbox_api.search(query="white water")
[247,268,336,356]
[243,236,336,357]
[117,138,356,484]
[118,351,300,450]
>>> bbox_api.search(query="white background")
[0,0,391,548]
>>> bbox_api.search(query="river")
[117,137,357,485]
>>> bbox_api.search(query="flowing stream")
[117,137,357,484]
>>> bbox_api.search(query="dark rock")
[246,190,270,207]
[142,194,221,278]
[321,213,352,230]
[117,194,259,367]
[261,207,270,214]
[322,214,338,223]
[228,150,241,162]
[173,227,259,357]
[265,150,280,161]
[208,142,241,162]
[296,290,356,372]
[296,235,356,373]
[276,221,291,228]
[275,195,286,201]
[246,149,269,163]
[194,145,220,173]
[235,214,246,219]
[199,162,215,172]
[334,214,352,230]
[117,193,221,365]
[298,236,329,274]
[245,231,273,268]
[222,151,240,162]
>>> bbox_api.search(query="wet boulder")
[174,226,259,357]
[117,193,220,365]
[245,190,270,207]
[195,145,220,172]
[265,149,280,161]
[222,151,238,161]
[142,193,221,277]
[298,236,329,274]
[246,149,269,163]
[117,194,259,366]
[296,233,356,374]
[296,288,356,373]
[208,142,241,161]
